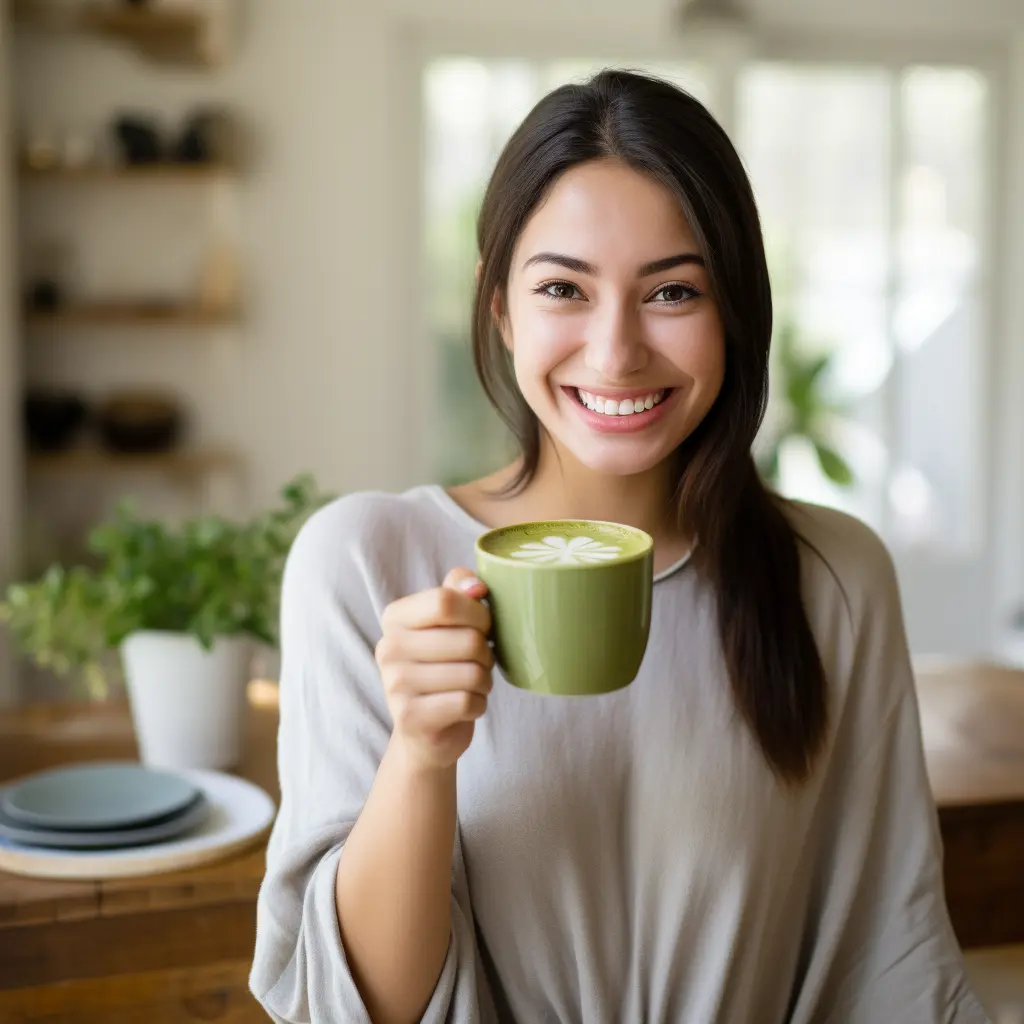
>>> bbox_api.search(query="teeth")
[576,389,665,417]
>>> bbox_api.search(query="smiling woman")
[466,73,820,773]
[250,69,989,1024]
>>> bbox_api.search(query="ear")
[489,282,513,352]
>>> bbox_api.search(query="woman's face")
[500,158,726,479]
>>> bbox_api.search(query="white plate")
[0,770,276,880]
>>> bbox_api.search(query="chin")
[558,435,676,479]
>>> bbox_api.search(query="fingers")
[442,566,489,601]
[380,659,493,698]
[376,627,494,670]
[382,577,491,635]
[377,571,496,766]
[390,689,488,735]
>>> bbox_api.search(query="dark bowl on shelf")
[23,391,89,452]
[96,394,182,454]
[113,116,163,166]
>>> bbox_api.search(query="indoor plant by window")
[0,475,329,770]
[755,316,855,492]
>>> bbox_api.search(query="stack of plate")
[0,762,208,850]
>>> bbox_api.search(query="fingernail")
[458,576,484,591]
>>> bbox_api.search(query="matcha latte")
[476,520,654,696]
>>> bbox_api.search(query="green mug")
[475,520,654,696]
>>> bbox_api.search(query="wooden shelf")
[27,448,238,477]
[13,1,225,67]
[81,5,205,35]
[20,162,234,182]
[25,303,239,329]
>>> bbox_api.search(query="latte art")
[510,535,623,565]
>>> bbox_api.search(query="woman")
[250,70,988,1023]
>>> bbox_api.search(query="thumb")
[443,566,488,599]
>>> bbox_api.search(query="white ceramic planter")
[120,631,253,771]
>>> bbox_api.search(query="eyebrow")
[521,251,706,277]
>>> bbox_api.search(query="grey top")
[249,485,990,1024]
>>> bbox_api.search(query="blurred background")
[1,0,1024,704]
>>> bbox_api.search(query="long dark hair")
[472,69,827,783]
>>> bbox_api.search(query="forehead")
[514,158,701,267]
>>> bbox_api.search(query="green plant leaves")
[784,353,831,423]
[813,442,855,486]
[761,315,856,491]
[0,474,331,696]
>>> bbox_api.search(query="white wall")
[0,0,21,707]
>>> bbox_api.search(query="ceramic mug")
[475,520,654,696]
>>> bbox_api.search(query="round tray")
[0,770,276,880]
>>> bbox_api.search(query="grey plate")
[1,762,200,831]
[0,792,209,850]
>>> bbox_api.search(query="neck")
[533,443,678,537]
[461,436,690,560]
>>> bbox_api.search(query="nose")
[583,301,648,382]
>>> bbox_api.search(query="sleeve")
[248,497,493,1023]
[790,540,991,1024]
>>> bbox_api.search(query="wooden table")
[915,661,1024,948]
[0,684,280,1023]
[0,666,1022,1022]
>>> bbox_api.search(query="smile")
[561,385,678,434]
[574,388,668,417]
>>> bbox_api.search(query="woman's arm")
[249,498,493,1024]
[788,524,989,1024]
[334,567,492,1024]
[335,751,458,1024]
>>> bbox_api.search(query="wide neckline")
[423,484,693,585]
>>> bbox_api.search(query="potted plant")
[756,317,855,491]
[0,475,329,770]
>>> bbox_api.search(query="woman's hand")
[376,568,494,772]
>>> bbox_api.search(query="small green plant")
[757,318,855,489]
[0,474,330,698]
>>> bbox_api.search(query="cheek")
[655,315,725,390]
[509,304,581,373]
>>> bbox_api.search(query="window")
[741,63,988,552]
[422,56,990,556]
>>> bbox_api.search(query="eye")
[648,283,701,305]
[535,281,583,302]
